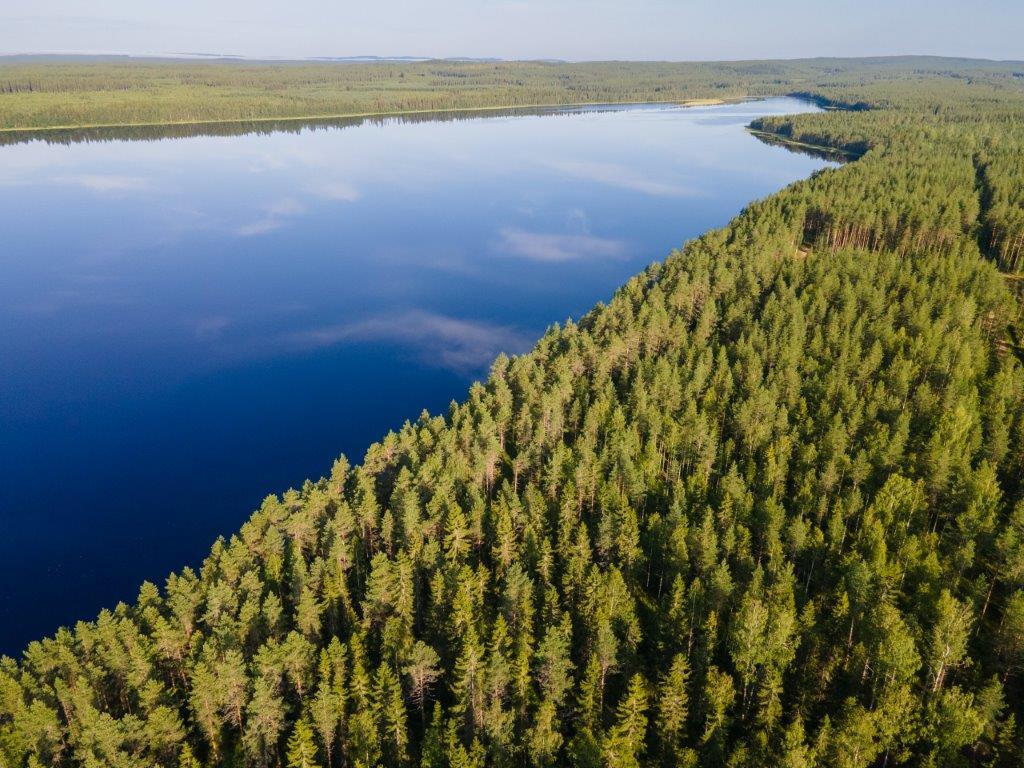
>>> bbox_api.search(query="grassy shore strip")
[0,97,727,136]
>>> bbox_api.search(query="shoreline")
[0,97,731,137]
[744,127,864,158]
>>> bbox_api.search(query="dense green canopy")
[1,57,1023,768]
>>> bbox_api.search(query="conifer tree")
[287,718,323,768]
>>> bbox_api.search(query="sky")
[0,0,1021,62]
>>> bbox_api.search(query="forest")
[0,56,1020,132]
[1,58,1024,767]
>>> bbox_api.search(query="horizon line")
[1,51,1023,66]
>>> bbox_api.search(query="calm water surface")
[0,97,833,653]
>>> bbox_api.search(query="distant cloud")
[548,159,700,198]
[266,197,305,216]
[232,185,356,237]
[496,226,628,262]
[283,310,533,372]
[565,207,591,233]
[53,174,149,193]
[234,197,305,236]
[312,181,361,202]
[234,218,286,237]
[194,315,231,340]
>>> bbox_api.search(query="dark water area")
[0,97,834,654]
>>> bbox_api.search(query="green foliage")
[1,56,1024,768]
[285,719,321,768]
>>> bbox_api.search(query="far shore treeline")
[2,56,1024,767]
[0,55,1020,134]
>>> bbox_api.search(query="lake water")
[0,97,833,654]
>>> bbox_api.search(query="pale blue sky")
[1,0,1021,61]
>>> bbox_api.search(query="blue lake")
[0,97,833,653]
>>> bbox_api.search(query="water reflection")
[0,103,671,147]
[747,129,859,162]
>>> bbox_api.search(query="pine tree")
[604,674,649,768]
[404,641,442,718]
[287,718,323,768]
[377,662,410,767]
[657,654,690,762]
[178,744,201,768]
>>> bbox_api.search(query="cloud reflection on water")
[282,310,533,373]
[495,226,629,262]
[547,159,701,198]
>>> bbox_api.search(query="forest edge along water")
[0,99,733,147]
[0,98,728,141]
